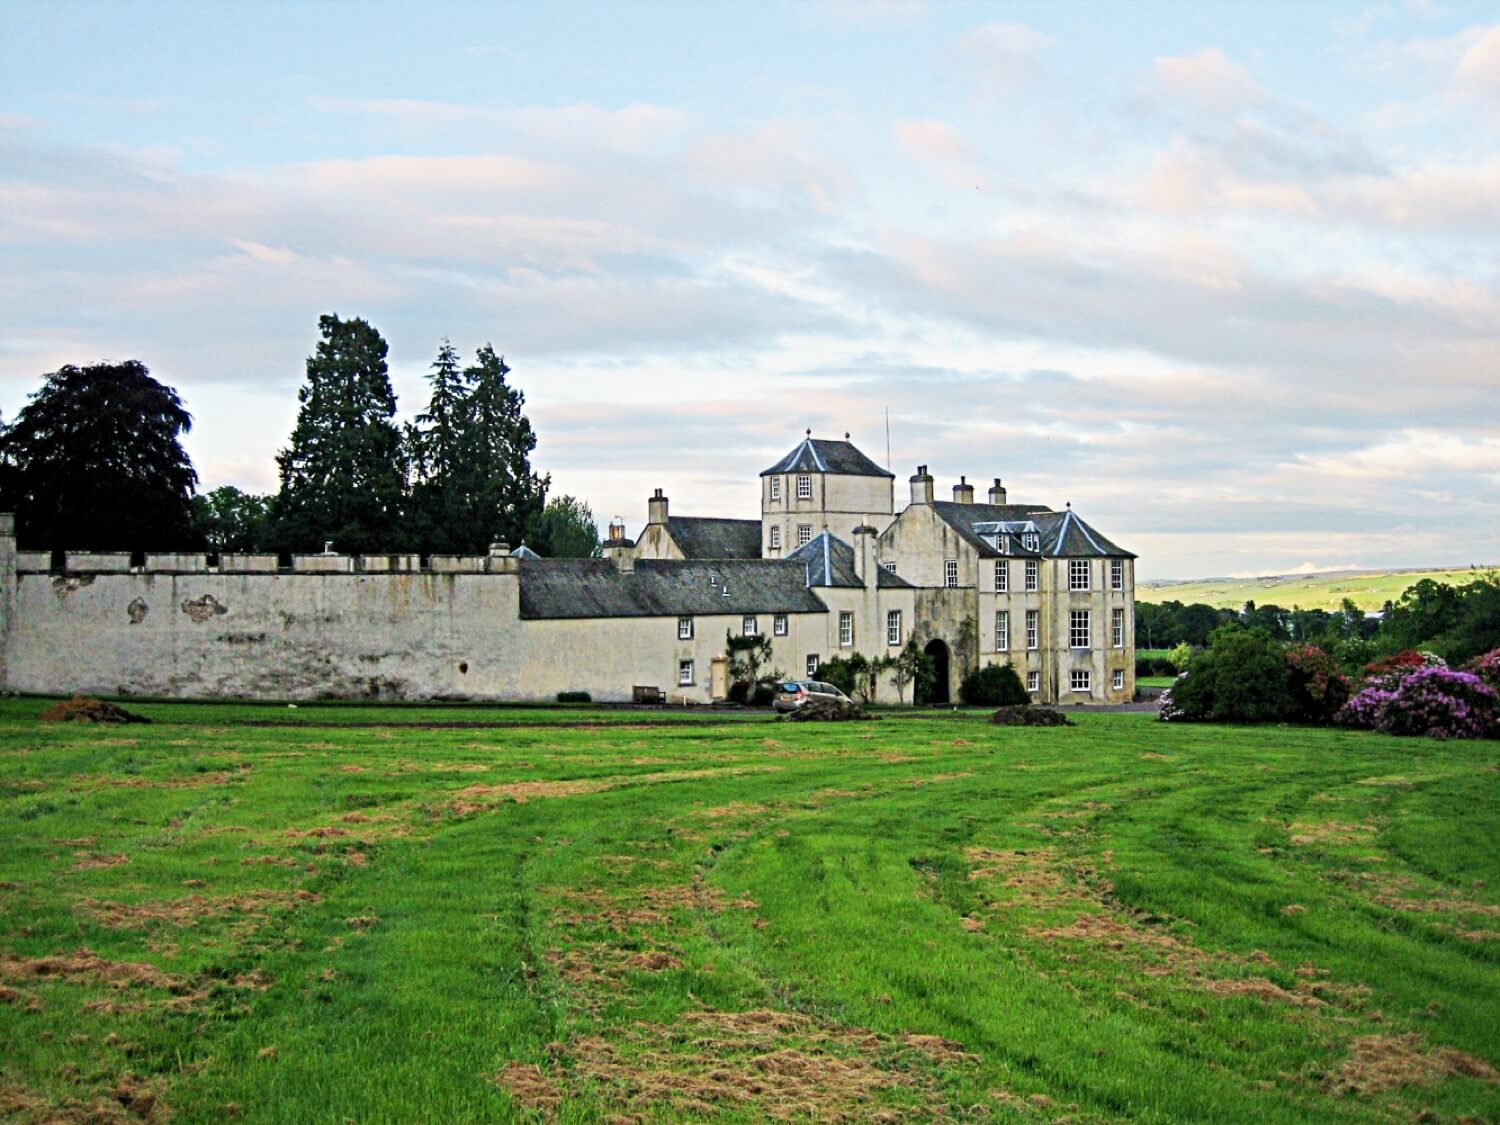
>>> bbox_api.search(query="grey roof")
[665,516,762,560]
[518,558,829,620]
[929,501,1051,558]
[925,501,1134,559]
[1035,509,1136,559]
[786,531,913,589]
[510,544,543,559]
[760,438,894,478]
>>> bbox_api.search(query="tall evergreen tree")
[443,344,548,553]
[405,339,474,553]
[0,360,198,549]
[529,495,600,558]
[271,315,405,554]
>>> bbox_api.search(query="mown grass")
[1,700,1497,1122]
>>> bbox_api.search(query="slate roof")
[510,544,543,559]
[786,531,913,589]
[665,516,762,560]
[1035,509,1136,559]
[518,558,829,620]
[760,438,894,478]
[930,501,1050,559]
[927,501,1134,559]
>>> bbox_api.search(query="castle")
[0,434,1135,704]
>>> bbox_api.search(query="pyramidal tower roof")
[759,436,894,478]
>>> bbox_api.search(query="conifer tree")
[271,314,405,554]
[452,344,548,552]
[404,339,471,552]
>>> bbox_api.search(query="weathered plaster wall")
[8,568,527,701]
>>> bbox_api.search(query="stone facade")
[0,434,1134,705]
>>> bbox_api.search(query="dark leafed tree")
[528,494,600,558]
[452,344,549,553]
[271,315,406,554]
[0,360,198,550]
[190,486,272,554]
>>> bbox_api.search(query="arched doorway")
[922,639,950,705]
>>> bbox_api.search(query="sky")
[2,1,1498,580]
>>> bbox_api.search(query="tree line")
[0,314,600,558]
[1141,572,1500,672]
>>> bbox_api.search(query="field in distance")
[2,700,1497,1123]
[1138,566,1494,611]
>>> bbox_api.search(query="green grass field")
[1138,568,1493,611]
[2,700,1498,1123]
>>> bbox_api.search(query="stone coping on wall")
[13,551,519,576]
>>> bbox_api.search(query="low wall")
[9,569,528,701]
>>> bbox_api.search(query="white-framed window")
[742,615,758,636]
[1071,669,1091,693]
[1025,560,1039,591]
[806,654,819,677]
[995,610,1009,652]
[1069,559,1090,591]
[1023,532,1039,551]
[678,616,693,640]
[1070,609,1091,649]
[1027,670,1040,693]
[944,559,959,588]
[769,525,781,551]
[994,560,1008,592]
[1112,608,1125,648]
[887,610,902,646]
[774,613,788,637]
[679,659,695,686]
[1112,669,1124,691]
[839,611,854,647]
[797,524,813,547]
[881,560,897,574]
[797,474,812,499]
[998,534,1011,556]
[770,476,781,501]
[1111,558,1124,590]
[1026,610,1039,650]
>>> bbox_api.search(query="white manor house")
[0,434,1136,705]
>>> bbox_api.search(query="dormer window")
[1023,532,1039,551]
[797,474,812,499]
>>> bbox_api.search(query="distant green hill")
[1138,567,1495,611]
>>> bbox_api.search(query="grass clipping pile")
[40,696,150,724]
[782,700,877,722]
[497,1008,975,1121]
[990,705,1072,727]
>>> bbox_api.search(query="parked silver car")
[773,680,853,713]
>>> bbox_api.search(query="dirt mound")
[990,705,1073,727]
[40,696,150,724]
[783,701,876,722]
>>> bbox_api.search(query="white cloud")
[956,22,1055,92]
[1455,23,1500,102]
[1152,47,1265,112]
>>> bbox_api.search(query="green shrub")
[959,662,1029,707]
[817,655,864,698]
[555,691,591,704]
[749,683,774,707]
[1168,626,1295,722]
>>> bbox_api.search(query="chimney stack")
[647,488,669,526]
[909,465,934,506]
[953,475,974,504]
[988,478,1007,505]
[853,522,879,588]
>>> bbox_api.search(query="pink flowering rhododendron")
[1339,666,1498,740]
[1468,648,1500,693]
